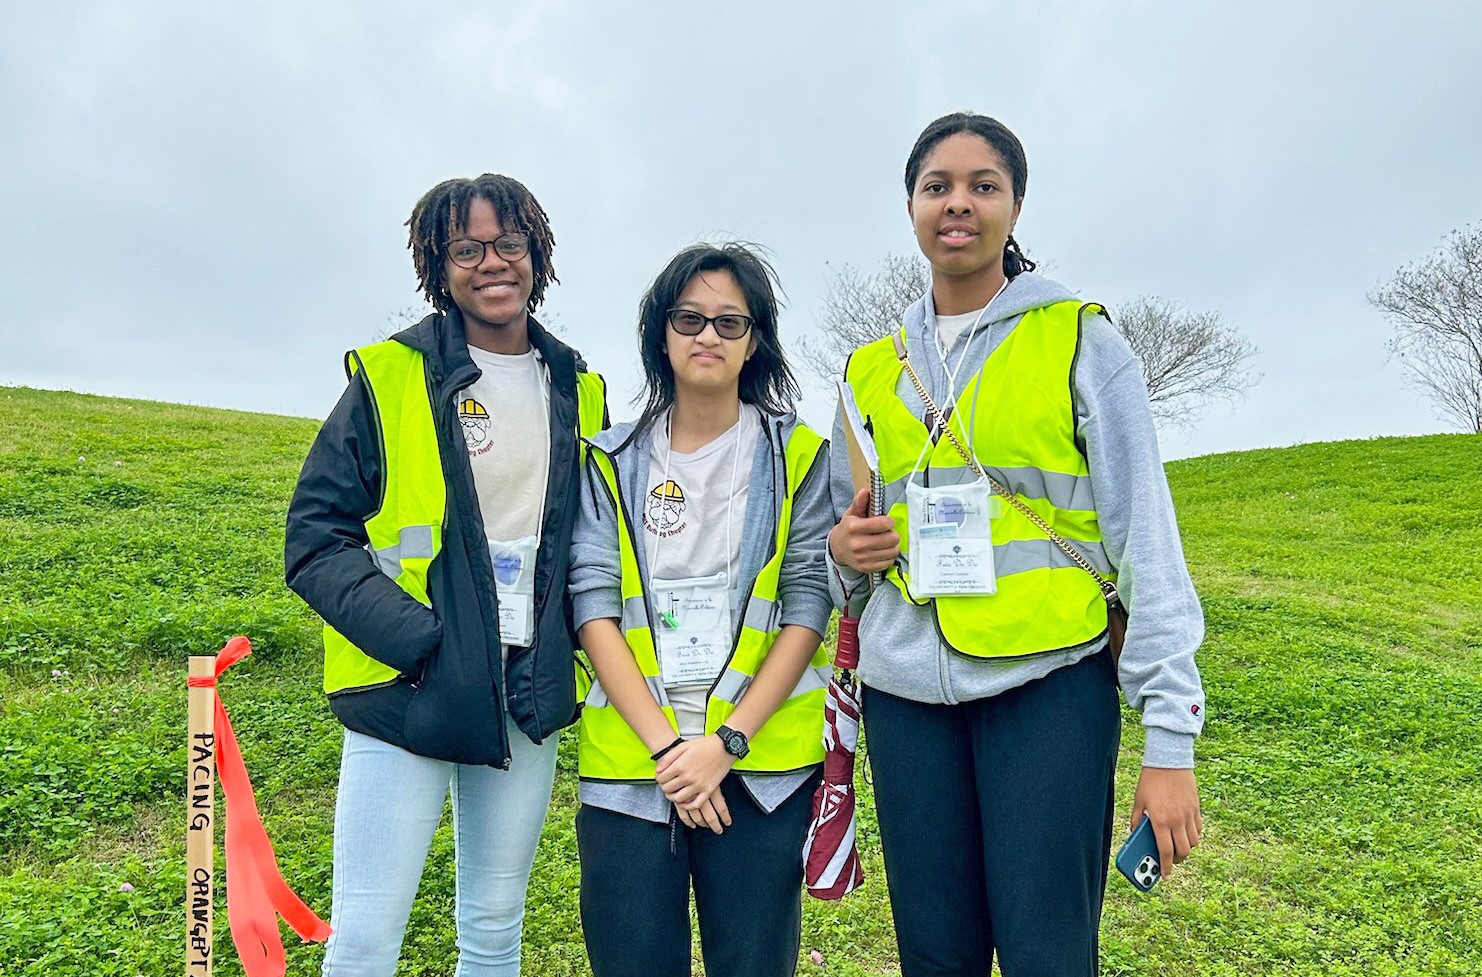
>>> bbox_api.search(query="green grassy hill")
[2,385,1479,976]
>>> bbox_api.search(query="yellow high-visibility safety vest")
[322,339,608,694]
[845,300,1115,660]
[577,422,831,781]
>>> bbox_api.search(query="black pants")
[577,771,820,977]
[865,650,1122,977]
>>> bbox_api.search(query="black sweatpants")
[864,649,1122,977]
[577,770,821,977]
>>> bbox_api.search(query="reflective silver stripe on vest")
[588,674,669,709]
[995,537,1113,577]
[625,594,785,711]
[366,542,398,577]
[366,524,438,578]
[706,598,781,706]
[883,465,1096,512]
[621,595,648,632]
[712,662,832,707]
[791,663,833,698]
[712,667,751,706]
[400,524,436,558]
[626,597,772,642]
[742,595,778,634]
[882,475,909,512]
[904,536,1113,579]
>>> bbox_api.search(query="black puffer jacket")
[285,311,606,767]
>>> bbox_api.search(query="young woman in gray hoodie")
[567,243,834,977]
[828,113,1207,975]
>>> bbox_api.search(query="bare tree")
[374,305,433,342]
[1112,296,1260,429]
[374,304,566,343]
[796,253,930,385]
[799,253,1257,432]
[1368,223,1482,433]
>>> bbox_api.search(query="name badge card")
[906,480,998,597]
[489,535,539,647]
[652,572,732,687]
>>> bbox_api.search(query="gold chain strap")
[892,335,1121,605]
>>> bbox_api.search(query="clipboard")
[836,381,886,587]
[836,380,880,506]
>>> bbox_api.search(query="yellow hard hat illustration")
[651,479,685,502]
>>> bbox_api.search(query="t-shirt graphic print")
[644,479,688,538]
[459,397,494,456]
[458,345,550,544]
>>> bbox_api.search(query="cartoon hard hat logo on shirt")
[458,397,491,450]
[644,478,688,536]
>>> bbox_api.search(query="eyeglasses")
[445,232,531,268]
[666,309,755,340]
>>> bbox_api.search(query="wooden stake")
[186,656,216,977]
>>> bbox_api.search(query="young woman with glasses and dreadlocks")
[286,172,608,976]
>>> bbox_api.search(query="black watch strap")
[716,724,750,759]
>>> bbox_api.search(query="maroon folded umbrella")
[803,616,865,900]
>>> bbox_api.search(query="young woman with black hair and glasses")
[826,113,1207,976]
[567,243,833,977]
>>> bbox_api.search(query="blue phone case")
[1115,816,1161,892]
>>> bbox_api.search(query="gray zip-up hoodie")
[827,272,1206,768]
[570,409,833,821]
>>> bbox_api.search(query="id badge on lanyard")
[489,535,538,647]
[906,479,998,597]
[652,571,732,687]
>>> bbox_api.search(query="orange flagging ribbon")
[188,636,331,975]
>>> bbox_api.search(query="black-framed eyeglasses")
[445,232,531,268]
[666,309,755,340]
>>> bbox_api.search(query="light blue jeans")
[321,727,559,977]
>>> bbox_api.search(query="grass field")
[1,384,1479,976]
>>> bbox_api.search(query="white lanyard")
[486,349,552,649]
[933,276,1009,405]
[901,280,1010,599]
[910,277,1010,484]
[647,406,746,584]
[648,406,748,688]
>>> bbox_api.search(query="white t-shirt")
[936,305,988,351]
[645,406,760,736]
[458,345,551,545]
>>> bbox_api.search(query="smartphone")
[1115,816,1161,892]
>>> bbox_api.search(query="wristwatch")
[715,724,750,760]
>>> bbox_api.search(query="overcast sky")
[3,1,1478,460]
